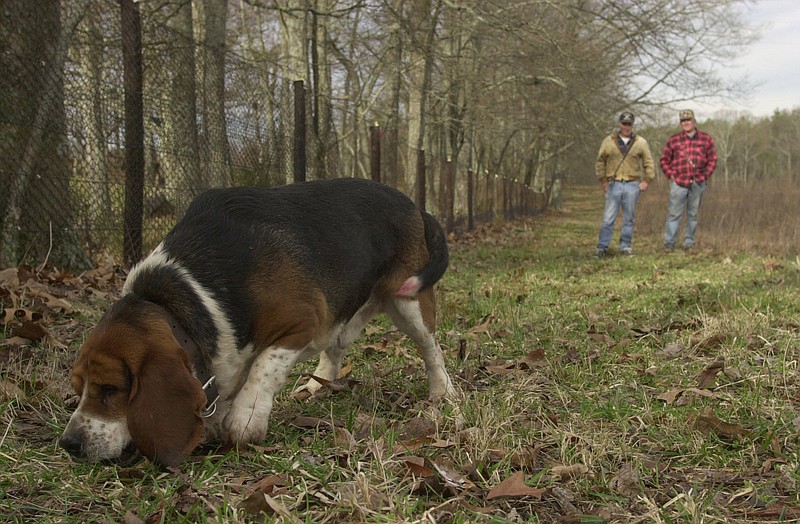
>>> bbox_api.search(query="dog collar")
[159,307,220,418]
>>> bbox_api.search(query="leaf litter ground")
[1,185,799,523]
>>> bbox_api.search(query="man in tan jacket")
[594,111,655,257]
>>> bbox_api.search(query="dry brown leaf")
[694,408,750,440]
[692,333,726,351]
[239,491,287,519]
[291,416,341,429]
[122,511,146,524]
[333,426,356,450]
[658,387,715,406]
[469,315,493,335]
[0,380,26,400]
[11,320,48,341]
[657,342,684,358]
[248,474,289,496]
[430,458,475,490]
[335,481,389,510]
[551,463,590,480]
[697,358,725,388]
[486,471,546,500]
[657,388,684,405]
[400,416,437,439]
[587,332,615,346]
[609,464,641,497]
[404,456,436,477]
[518,348,546,369]
[746,503,800,519]
[484,364,517,375]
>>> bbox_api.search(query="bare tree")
[197,0,232,187]
[0,0,91,268]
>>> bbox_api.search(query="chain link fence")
[1,0,548,271]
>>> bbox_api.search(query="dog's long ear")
[127,347,206,468]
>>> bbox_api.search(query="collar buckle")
[201,375,220,418]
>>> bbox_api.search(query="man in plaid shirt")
[660,109,717,251]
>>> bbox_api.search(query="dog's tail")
[394,211,449,297]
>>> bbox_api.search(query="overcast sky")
[694,0,800,119]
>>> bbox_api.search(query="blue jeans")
[664,180,706,248]
[597,180,641,251]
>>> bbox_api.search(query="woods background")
[1,0,797,270]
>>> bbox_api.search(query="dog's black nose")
[59,433,82,457]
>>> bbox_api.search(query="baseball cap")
[619,111,635,124]
[679,109,695,121]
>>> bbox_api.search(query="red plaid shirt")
[660,130,717,187]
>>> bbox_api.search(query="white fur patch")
[62,387,132,462]
[125,243,247,400]
[224,347,300,443]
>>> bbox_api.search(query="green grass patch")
[1,185,799,522]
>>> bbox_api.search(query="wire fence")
[0,0,551,271]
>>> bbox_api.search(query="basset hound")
[59,178,456,468]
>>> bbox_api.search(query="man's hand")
[602,180,609,192]
[639,180,649,192]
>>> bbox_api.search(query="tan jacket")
[595,132,655,182]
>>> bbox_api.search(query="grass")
[1,183,800,522]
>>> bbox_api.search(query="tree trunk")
[199,0,231,187]
[0,0,91,269]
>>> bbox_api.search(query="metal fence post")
[121,0,144,267]
[416,149,426,211]
[444,157,453,233]
[293,80,306,183]
[467,168,474,231]
[370,123,381,183]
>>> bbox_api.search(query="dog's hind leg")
[386,289,455,400]
[294,298,381,398]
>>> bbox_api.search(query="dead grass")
[636,176,800,255]
[1,184,800,522]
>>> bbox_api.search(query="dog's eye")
[100,385,118,405]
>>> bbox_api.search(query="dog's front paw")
[223,402,271,444]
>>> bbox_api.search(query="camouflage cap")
[679,109,695,121]
[619,111,635,124]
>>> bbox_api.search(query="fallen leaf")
[0,380,26,400]
[551,463,590,480]
[518,348,546,369]
[657,342,684,358]
[486,471,546,500]
[404,456,436,477]
[430,458,476,491]
[11,320,48,341]
[291,416,341,429]
[333,426,357,450]
[694,408,750,440]
[609,463,641,497]
[692,333,725,352]
[587,332,614,346]
[746,503,800,519]
[121,511,146,524]
[399,417,437,439]
[697,359,725,388]
[331,480,389,510]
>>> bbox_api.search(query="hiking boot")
[663,244,675,253]
[594,248,608,258]
[620,247,634,256]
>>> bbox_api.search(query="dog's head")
[59,299,207,468]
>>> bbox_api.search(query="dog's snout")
[59,432,82,457]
